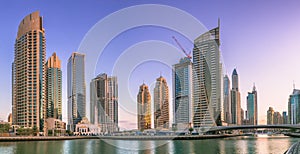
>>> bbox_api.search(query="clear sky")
[1,1,300,129]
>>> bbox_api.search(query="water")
[0,136,298,154]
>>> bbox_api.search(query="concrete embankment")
[0,134,241,142]
[0,136,99,142]
[99,134,241,140]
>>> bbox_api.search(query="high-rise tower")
[231,69,241,125]
[267,107,275,125]
[288,88,300,124]
[90,73,118,133]
[223,75,231,124]
[173,57,193,130]
[247,84,258,125]
[193,21,222,128]
[137,83,151,131]
[154,75,169,129]
[46,52,62,120]
[67,52,86,131]
[12,11,46,131]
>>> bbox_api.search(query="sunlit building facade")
[12,11,46,131]
[137,83,151,130]
[154,75,169,129]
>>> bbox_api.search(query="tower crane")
[172,36,192,59]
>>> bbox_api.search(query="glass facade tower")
[246,85,257,125]
[46,52,62,120]
[67,52,86,131]
[288,89,300,124]
[173,57,193,131]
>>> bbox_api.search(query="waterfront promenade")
[0,134,241,142]
[0,136,99,142]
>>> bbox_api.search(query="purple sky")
[1,1,300,129]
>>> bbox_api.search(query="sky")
[1,1,300,129]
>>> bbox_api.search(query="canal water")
[0,136,298,153]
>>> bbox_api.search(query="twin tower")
[137,76,169,131]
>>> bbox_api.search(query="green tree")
[189,127,194,134]
[0,124,10,133]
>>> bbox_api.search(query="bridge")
[207,124,300,132]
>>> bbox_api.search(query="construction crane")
[172,36,192,59]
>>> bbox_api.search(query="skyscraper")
[137,83,151,130]
[267,107,274,125]
[67,52,86,131]
[223,75,231,124]
[288,89,300,124]
[231,69,241,125]
[247,84,258,125]
[173,57,193,130]
[90,73,118,133]
[46,52,62,120]
[273,112,282,124]
[282,111,288,124]
[154,75,169,129]
[12,11,46,131]
[193,21,223,128]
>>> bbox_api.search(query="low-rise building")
[45,118,66,136]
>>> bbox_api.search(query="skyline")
[1,1,300,129]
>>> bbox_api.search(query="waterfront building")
[267,107,274,125]
[45,52,62,120]
[45,118,66,136]
[223,75,231,124]
[154,75,169,129]
[90,73,119,133]
[231,69,241,125]
[288,89,300,124]
[282,111,288,124]
[74,117,102,136]
[247,84,258,125]
[273,112,282,124]
[193,21,223,128]
[137,83,151,131]
[67,52,86,131]
[12,11,46,131]
[173,57,193,131]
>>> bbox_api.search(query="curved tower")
[193,23,222,128]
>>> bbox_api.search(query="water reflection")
[0,142,16,153]
[0,137,298,153]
